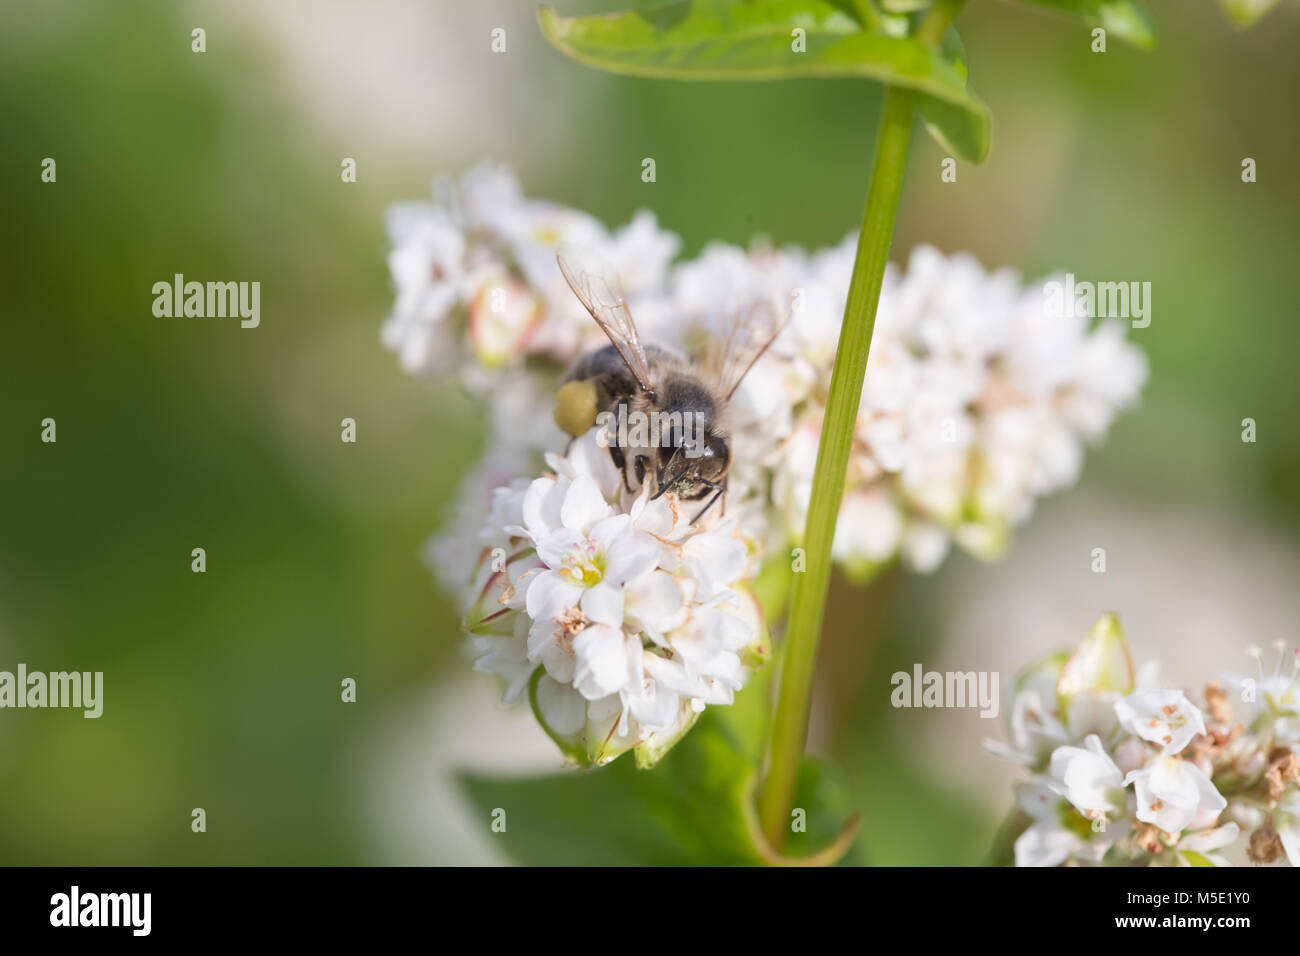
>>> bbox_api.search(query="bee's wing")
[556,247,656,396]
[707,297,789,402]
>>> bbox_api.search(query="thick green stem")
[756,85,914,850]
[755,1,966,853]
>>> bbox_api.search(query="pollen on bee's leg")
[553,379,599,437]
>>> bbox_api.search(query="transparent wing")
[706,297,789,401]
[555,246,656,396]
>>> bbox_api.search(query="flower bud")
[1057,612,1134,727]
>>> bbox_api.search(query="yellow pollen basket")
[554,379,599,437]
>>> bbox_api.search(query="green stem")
[755,0,966,853]
[914,0,966,47]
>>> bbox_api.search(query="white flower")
[522,501,658,625]
[381,202,467,372]
[990,688,1069,767]
[995,620,1293,866]
[754,242,1146,575]
[831,488,903,567]
[388,171,1147,589]
[467,275,542,368]
[1223,644,1300,742]
[1115,689,1206,756]
[454,161,526,234]
[1176,822,1239,867]
[1013,779,1116,867]
[1275,789,1300,866]
[464,429,760,765]
[1049,735,1124,816]
[514,476,659,694]
[1125,756,1227,835]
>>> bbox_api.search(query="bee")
[552,247,785,523]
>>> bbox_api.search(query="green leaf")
[461,713,765,865]
[460,711,861,865]
[1217,0,1282,28]
[1005,0,1157,49]
[821,0,874,27]
[783,756,867,863]
[538,1,991,163]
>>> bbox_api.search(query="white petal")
[624,571,685,638]
[536,675,586,735]
[560,474,612,533]
[520,476,564,539]
[524,570,582,621]
[572,624,635,700]
[1014,822,1076,868]
[603,534,661,586]
[536,527,585,571]
[580,582,625,628]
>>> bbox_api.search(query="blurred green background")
[1,0,1297,865]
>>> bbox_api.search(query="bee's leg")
[649,448,680,501]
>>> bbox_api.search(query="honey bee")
[552,247,785,522]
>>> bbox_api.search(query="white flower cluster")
[987,616,1300,867]
[382,161,678,378]
[462,430,766,768]
[385,164,1147,595]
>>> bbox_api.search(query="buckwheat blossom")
[383,168,1147,598]
[382,163,678,383]
[1013,778,1122,867]
[1050,735,1125,816]
[380,169,1154,769]
[989,617,1300,867]
[765,244,1149,575]
[1115,689,1207,757]
[463,430,765,767]
[1125,755,1226,834]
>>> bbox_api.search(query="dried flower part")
[1205,681,1232,726]
[1247,821,1283,864]
[1264,748,1300,805]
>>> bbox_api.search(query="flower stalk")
[756,0,967,852]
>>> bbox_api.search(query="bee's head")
[654,427,729,501]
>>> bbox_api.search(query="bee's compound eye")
[707,433,730,467]
[554,380,599,437]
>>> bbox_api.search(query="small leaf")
[538,1,991,162]
[1217,0,1282,28]
[782,756,867,864]
[918,92,989,166]
[1006,0,1157,49]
